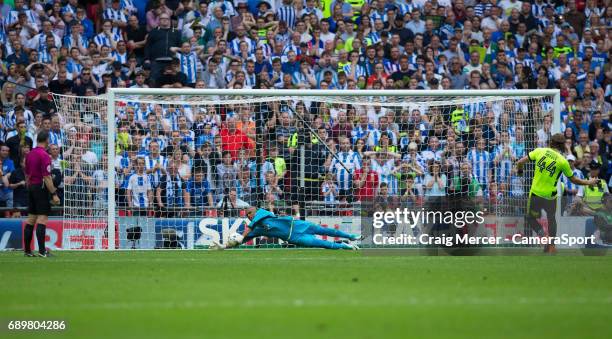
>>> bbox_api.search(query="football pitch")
[1,250,611,339]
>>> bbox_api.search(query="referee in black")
[24,130,60,257]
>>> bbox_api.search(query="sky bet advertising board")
[0,216,606,250]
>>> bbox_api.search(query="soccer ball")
[227,233,244,248]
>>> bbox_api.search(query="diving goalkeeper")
[220,207,362,250]
[516,133,599,253]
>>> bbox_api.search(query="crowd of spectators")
[0,0,610,218]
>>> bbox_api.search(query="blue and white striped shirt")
[4,10,38,29]
[61,4,77,16]
[321,181,338,203]
[493,145,514,183]
[230,37,254,56]
[402,153,426,173]
[532,3,547,18]
[144,155,168,188]
[369,11,387,23]
[134,105,151,124]
[28,32,59,52]
[209,0,235,17]
[396,3,416,16]
[372,159,399,195]
[127,174,151,208]
[38,49,52,64]
[463,101,488,119]
[142,137,167,153]
[563,168,584,194]
[49,129,66,148]
[383,59,399,75]
[63,35,89,50]
[277,5,297,29]
[112,51,128,65]
[103,8,128,35]
[474,3,493,17]
[367,129,398,148]
[176,52,199,84]
[351,125,372,144]
[66,59,83,75]
[258,42,273,58]
[467,149,492,188]
[244,72,257,89]
[4,109,35,130]
[180,130,195,150]
[0,116,5,142]
[94,32,123,48]
[121,0,138,15]
[368,32,381,45]
[162,174,184,207]
[342,63,366,81]
[330,151,361,190]
[282,43,301,57]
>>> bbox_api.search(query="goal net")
[52,89,560,250]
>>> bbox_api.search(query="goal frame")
[105,88,561,250]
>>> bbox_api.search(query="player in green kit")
[516,133,599,253]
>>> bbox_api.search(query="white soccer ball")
[227,233,244,247]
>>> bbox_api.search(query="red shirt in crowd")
[25,147,51,185]
[219,127,255,160]
[353,168,379,201]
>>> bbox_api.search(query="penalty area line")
[5,296,612,312]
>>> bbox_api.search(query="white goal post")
[57,88,562,250]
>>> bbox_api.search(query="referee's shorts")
[27,184,51,216]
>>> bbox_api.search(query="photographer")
[217,187,249,218]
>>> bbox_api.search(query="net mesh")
[52,91,557,249]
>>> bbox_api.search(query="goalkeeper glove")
[210,241,226,250]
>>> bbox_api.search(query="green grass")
[1,250,611,339]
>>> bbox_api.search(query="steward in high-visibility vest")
[450,106,469,133]
[321,0,365,20]
[374,145,398,153]
[581,162,608,210]
[583,178,607,210]
[337,60,350,73]
[287,131,298,149]
[303,131,329,200]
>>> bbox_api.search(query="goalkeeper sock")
[36,224,47,255]
[24,224,34,254]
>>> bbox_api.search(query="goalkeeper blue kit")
[244,209,358,249]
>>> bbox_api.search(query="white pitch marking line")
[5,296,612,312]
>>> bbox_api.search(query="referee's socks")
[36,224,47,255]
[24,224,34,254]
